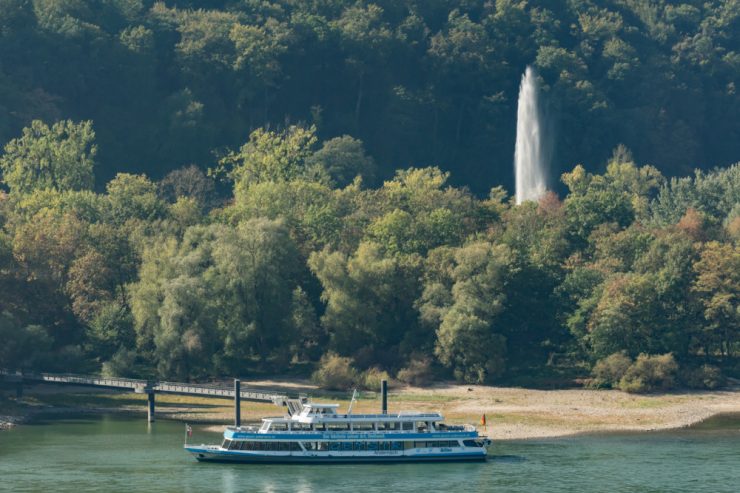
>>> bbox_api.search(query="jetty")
[0,368,298,423]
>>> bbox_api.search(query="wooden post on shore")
[234,379,241,428]
[147,391,155,422]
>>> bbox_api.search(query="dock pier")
[1,369,292,421]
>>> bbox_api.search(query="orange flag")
[480,414,487,426]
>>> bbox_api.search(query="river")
[0,414,738,492]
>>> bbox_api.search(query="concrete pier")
[381,379,388,414]
[147,391,155,422]
[234,379,241,427]
[1,368,292,424]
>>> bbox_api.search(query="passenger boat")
[185,399,491,463]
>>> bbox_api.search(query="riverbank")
[2,380,739,439]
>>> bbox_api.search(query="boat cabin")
[247,402,459,434]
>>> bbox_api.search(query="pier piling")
[147,391,155,422]
[234,379,241,427]
[381,379,387,414]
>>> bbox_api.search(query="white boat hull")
[186,445,487,463]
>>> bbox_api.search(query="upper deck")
[223,401,475,439]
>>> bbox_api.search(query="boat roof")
[261,411,444,424]
[304,403,339,409]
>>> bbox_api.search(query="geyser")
[514,66,549,204]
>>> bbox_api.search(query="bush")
[590,352,632,388]
[102,348,139,378]
[311,352,360,390]
[618,353,678,393]
[396,357,434,386]
[361,367,391,391]
[681,364,725,389]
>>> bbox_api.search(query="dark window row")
[413,441,459,448]
[224,440,302,452]
[301,440,460,451]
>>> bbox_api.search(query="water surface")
[1,414,738,492]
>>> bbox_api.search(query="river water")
[1,415,738,493]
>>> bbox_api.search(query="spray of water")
[514,66,549,205]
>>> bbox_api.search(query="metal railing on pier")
[0,368,289,404]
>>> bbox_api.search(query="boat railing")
[442,424,477,432]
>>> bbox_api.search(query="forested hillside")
[1,1,739,191]
[1,121,738,389]
[1,1,739,391]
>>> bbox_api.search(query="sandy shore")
[398,383,740,439]
[2,381,739,439]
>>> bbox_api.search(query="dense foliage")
[1,120,738,390]
[0,1,739,194]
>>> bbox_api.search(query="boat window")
[271,423,288,431]
[353,441,367,451]
[292,423,311,431]
[222,439,231,449]
[313,423,326,431]
[317,442,329,451]
[327,423,350,431]
[352,422,373,431]
[378,422,399,431]
[416,422,427,432]
[401,422,413,431]
[463,440,483,447]
[404,441,414,450]
[391,441,403,451]
[302,442,316,451]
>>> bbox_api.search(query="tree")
[309,241,422,367]
[419,240,514,383]
[0,120,96,194]
[106,173,166,224]
[222,125,321,195]
[129,219,300,378]
[159,165,216,208]
[692,242,740,358]
[307,135,376,187]
[0,311,52,370]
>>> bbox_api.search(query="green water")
[1,415,738,493]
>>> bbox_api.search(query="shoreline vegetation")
[2,381,738,440]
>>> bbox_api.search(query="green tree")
[692,241,740,357]
[420,240,514,383]
[0,120,96,194]
[309,241,422,367]
[307,135,376,187]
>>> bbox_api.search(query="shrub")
[618,353,678,393]
[101,348,139,378]
[311,352,360,390]
[396,357,434,386]
[361,367,391,391]
[591,352,632,388]
[681,364,725,389]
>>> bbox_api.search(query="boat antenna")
[347,388,358,415]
